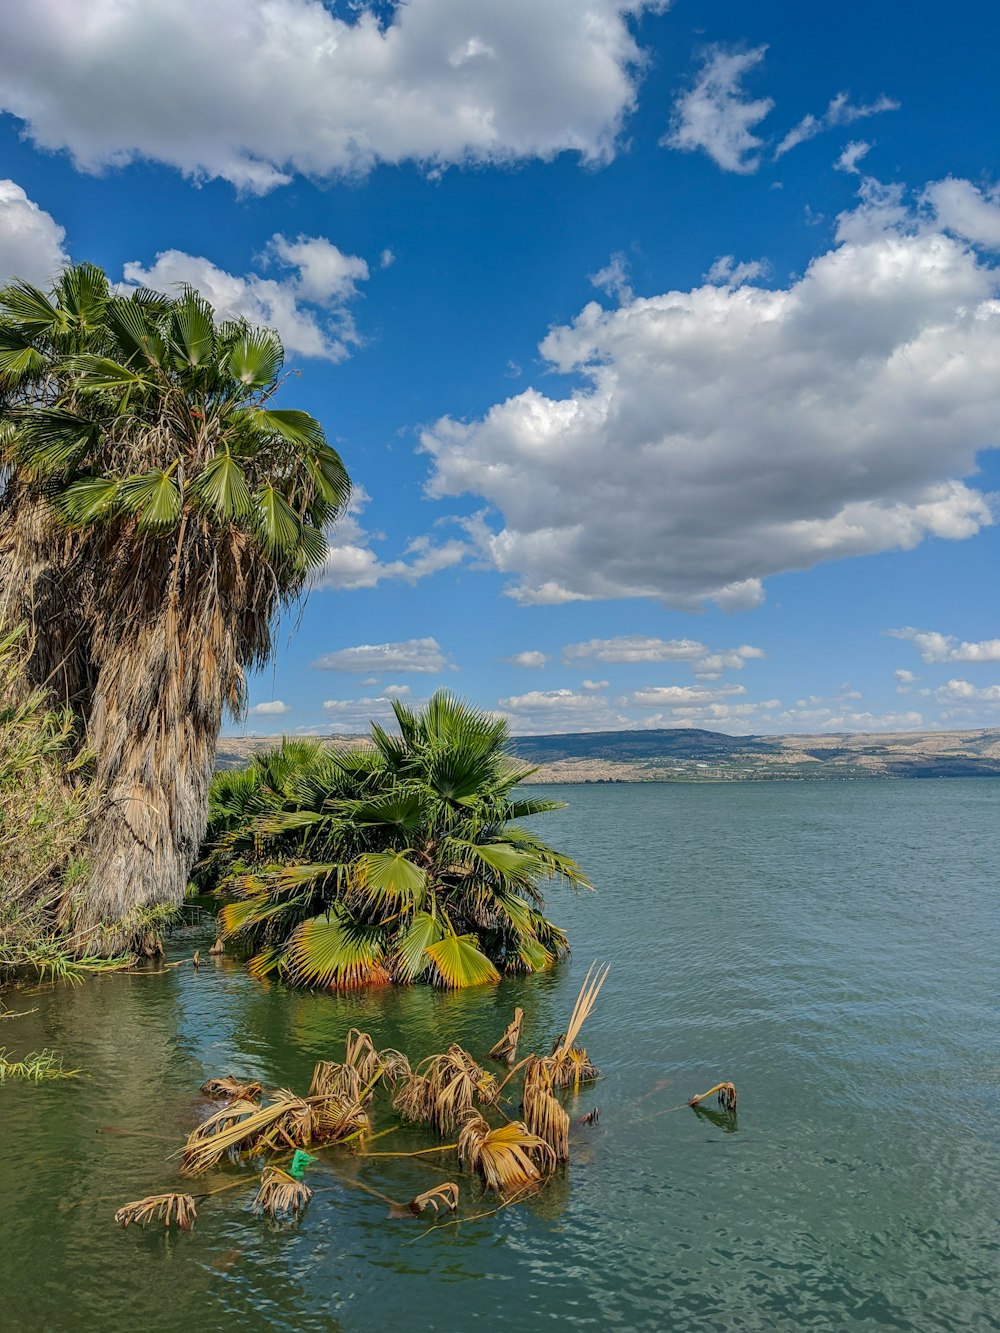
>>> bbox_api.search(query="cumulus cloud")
[247,700,291,716]
[313,638,455,674]
[123,235,370,362]
[507,650,549,668]
[922,178,1000,251]
[496,688,629,734]
[564,636,764,677]
[664,45,773,174]
[775,92,899,158]
[894,669,917,685]
[0,179,69,286]
[889,628,1000,664]
[422,183,1000,610]
[622,683,746,706]
[0,0,663,192]
[314,488,469,591]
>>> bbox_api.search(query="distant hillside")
[216,725,1000,782]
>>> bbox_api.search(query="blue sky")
[2,0,1000,736]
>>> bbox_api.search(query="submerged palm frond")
[200,1075,264,1103]
[115,1193,197,1230]
[551,1045,600,1091]
[553,962,610,1058]
[180,1091,312,1174]
[420,1045,499,1136]
[252,1165,313,1220]
[488,1007,524,1066]
[387,1182,460,1219]
[688,1081,738,1113]
[522,1056,571,1161]
[457,1113,553,1195]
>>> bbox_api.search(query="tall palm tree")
[0,269,349,951]
[205,693,590,989]
[0,264,123,711]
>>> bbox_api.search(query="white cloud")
[382,684,412,697]
[0,179,69,286]
[933,679,1000,704]
[922,178,1000,251]
[321,693,427,733]
[622,683,746,707]
[563,635,764,677]
[123,234,370,361]
[664,46,773,174]
[313,638,454,674]
[0,0,663,192]
[247,699,291,716]
[776,92,898,158]
[507,650,549,669]
[835,140,871,175]
[581,679,609,691]
[894,669,917,684]
[706,254,768,286]
[423,184,1000,610]
[314,488,469,591]
[497,688,629,734]
[590,253,633,304]
[380,249,396,270]
[888,628,1000,664]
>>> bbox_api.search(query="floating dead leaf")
[115,1193,197,1231]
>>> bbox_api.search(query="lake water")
[2,780,998,1331]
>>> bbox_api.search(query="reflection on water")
[2,779,999,1331]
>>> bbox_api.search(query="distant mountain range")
[217,725,1000,781]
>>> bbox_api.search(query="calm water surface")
[2,780,998,1331]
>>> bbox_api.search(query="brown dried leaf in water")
[252,1166,312,1220]
[200,1075,264,1103]
[115,1192,198,1231]
[488,1007,524,1066]
[387,1181,460,1219]
[688,1081,738,1114]
[457,1112,553,1195]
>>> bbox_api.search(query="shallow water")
[2,780,998,1332]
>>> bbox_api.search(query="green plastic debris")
[288,1149,317,1180]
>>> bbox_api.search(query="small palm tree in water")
[0,265,350,950]
[203,693,591,988]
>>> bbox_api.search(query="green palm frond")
[192,451,254,520]
[118,469,182,530]
[283,912,389,988]
[353,851,427,910]
[63,354,148,391]
[424,932,500,989]
[11,409,98,476]
[0,281,64,334]
[223,329,283,387]
[254,483,301,554]
[56,476,121,524]
[169,291,216,369]
[104,296,166,367]
[392,910,444,982]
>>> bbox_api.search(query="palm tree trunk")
[67,579,229,955]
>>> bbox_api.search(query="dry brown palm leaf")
[420,1045,499,1136]
[343,1029,381,1084]
[200,1075,264,1103]
[387,1181,460,1219]
[552,961,610,1059]
[376,1048,411,1087]
[551,1045,600,1091]
[488,1007,524,1066]
[688,1081,738,1113]
[522,1057,571,1161]
[115,1193,198,1231]
[181,1090,313,1174]
[252,1165,313,1220]
[457,1112,553,1195]
[308,1060,363,1104]
[392,1071,434,1125]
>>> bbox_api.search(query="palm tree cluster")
[202,693,591,989]
[0,264,349,951]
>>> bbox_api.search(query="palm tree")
[0,268,350,951]
[204,693,590,989]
